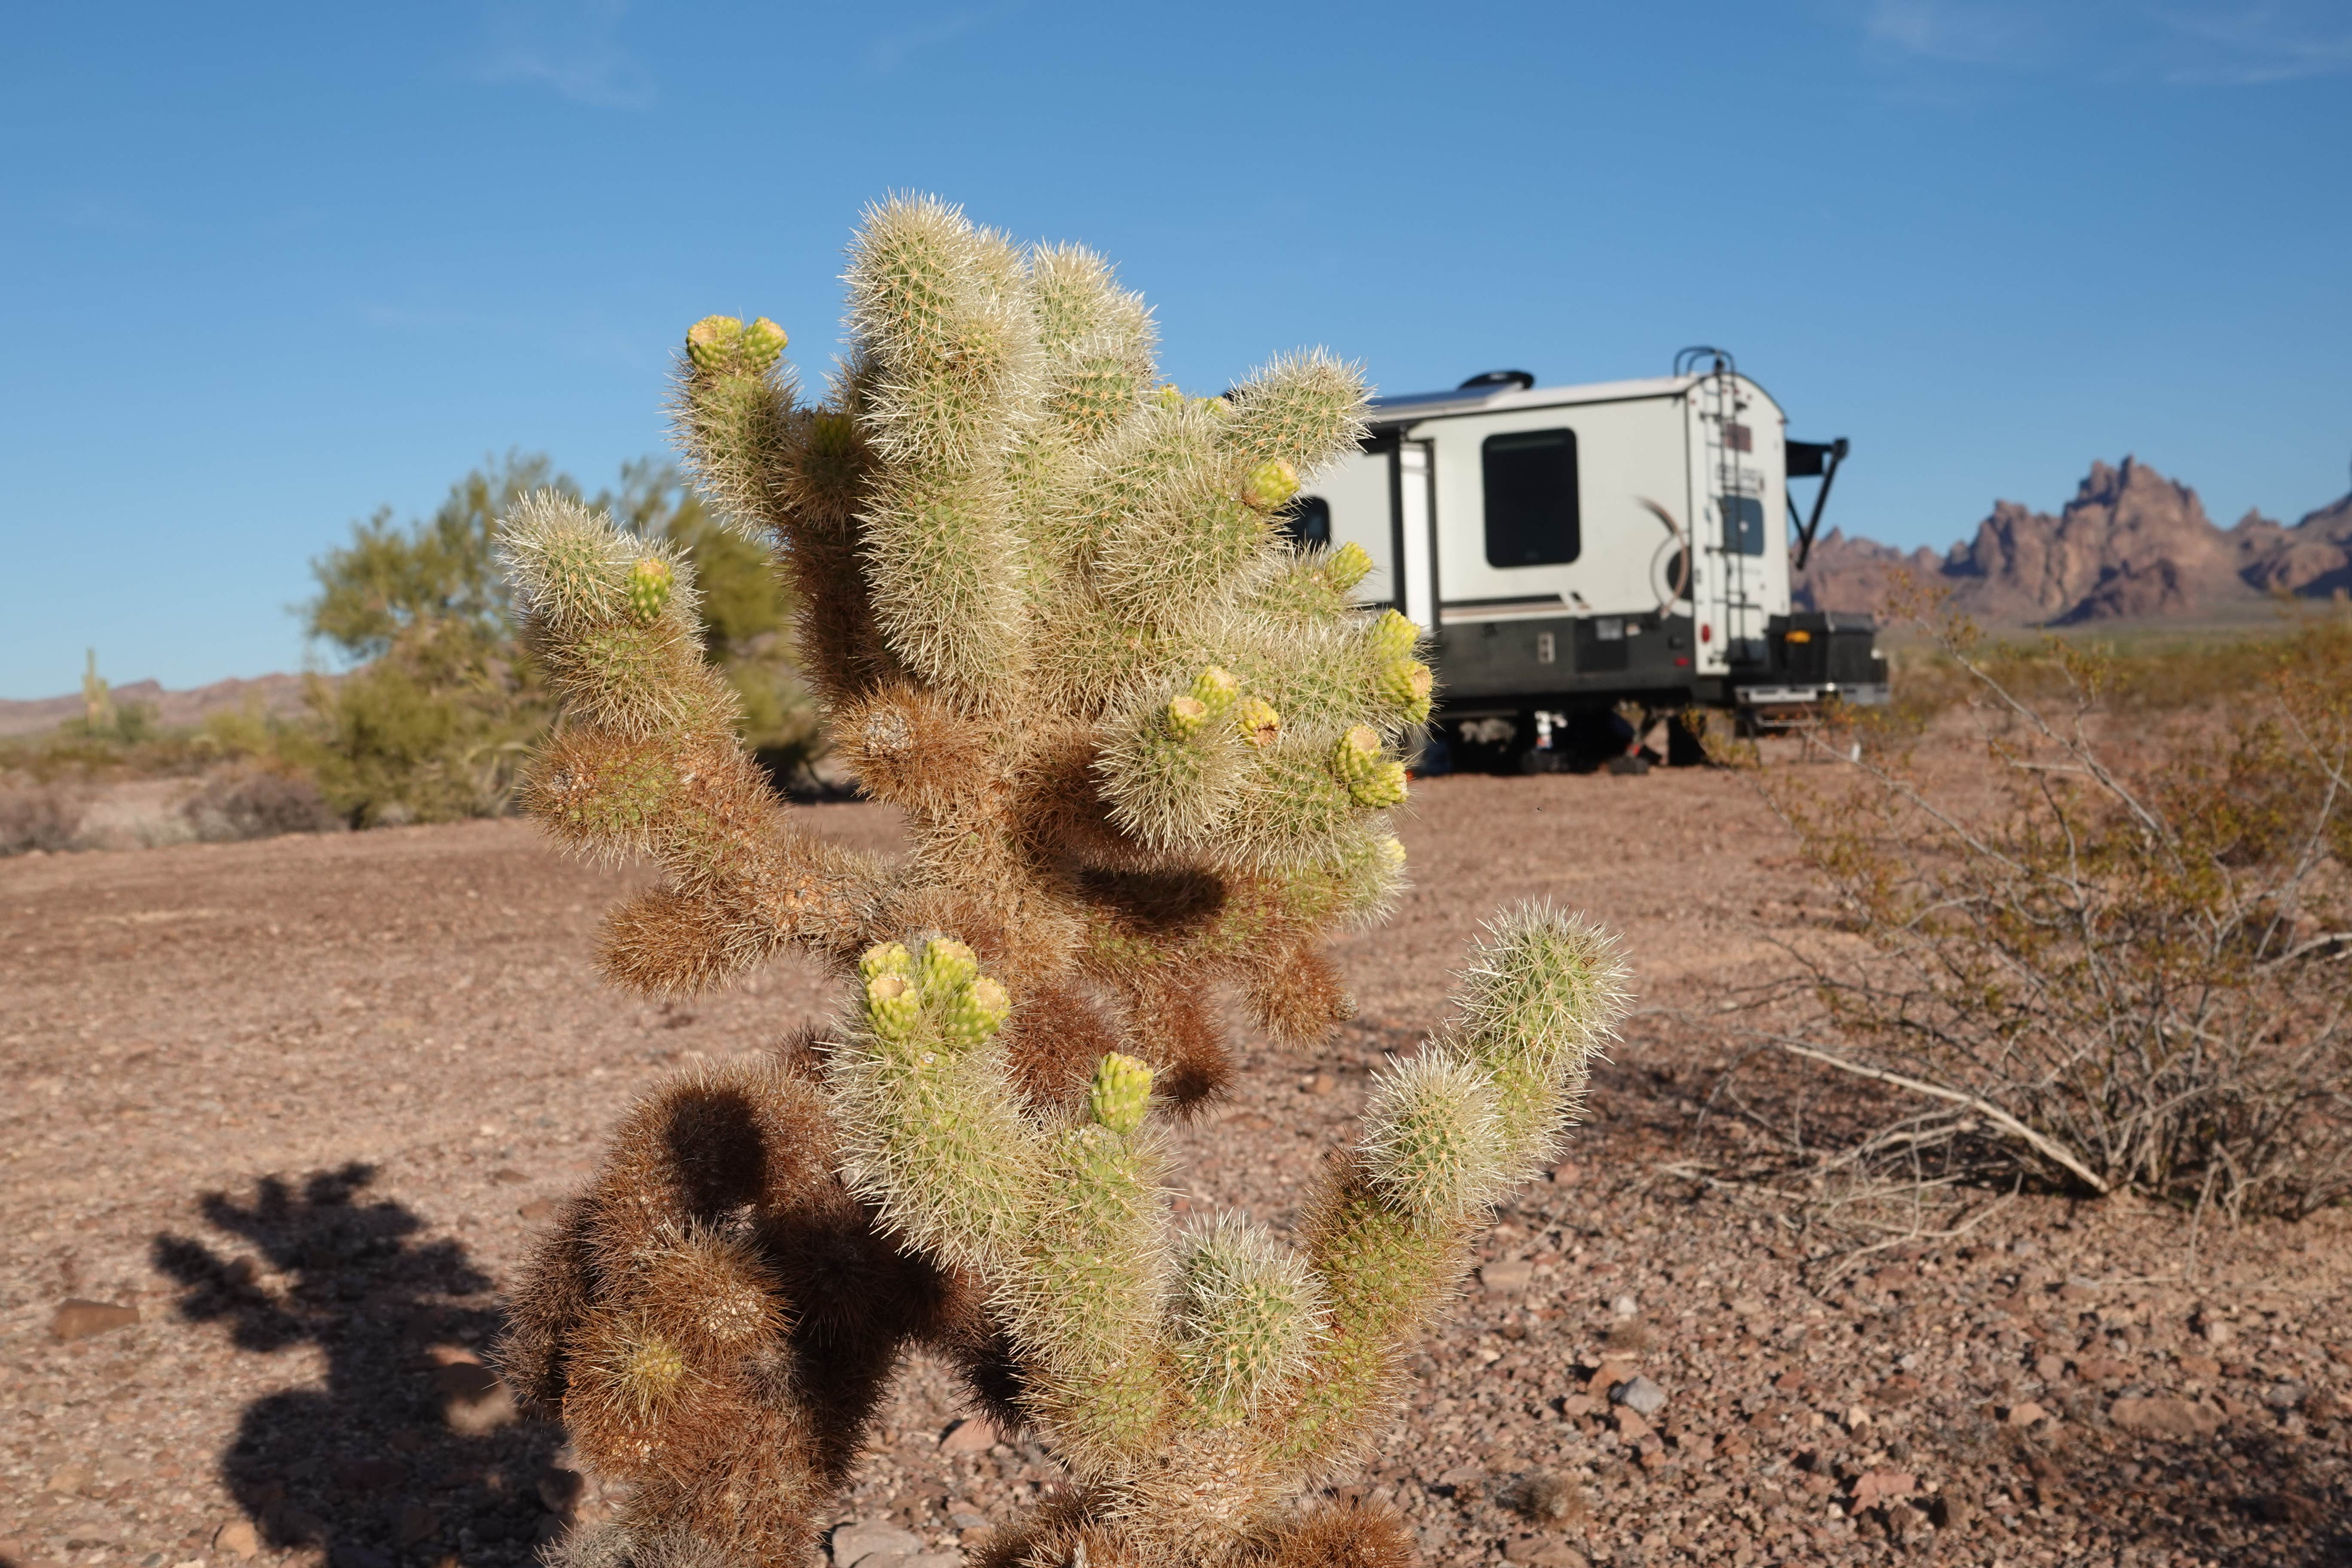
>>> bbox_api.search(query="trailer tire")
[1666,713,1710,768]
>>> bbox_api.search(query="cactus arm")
[845,200,1035,705]
[1260,906,1627,1476]
[504,493,891,991]
[828,950,1176,1471]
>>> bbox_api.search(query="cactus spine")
[496,196,1629,1568]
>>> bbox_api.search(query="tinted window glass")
[1280,494,1332,549]
[1723,495,1765,555]
[1482,429,1580,567]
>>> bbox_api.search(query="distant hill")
[1797,456,2352,625]
[0,671,317,740]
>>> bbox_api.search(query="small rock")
[1848,1470,1915,1512]
[2176,1354,2222,1381]
[1505,1472,1585,1526]
[52,1299,139,1341]
[1612,1408,1651,1442]
[1584,1359,1637,1394]
[2110,1396,2221,1439]
[904,1555,962,1568]
[940,1415,1006,1454]
[1609,1294,1638,1318]
[2197,1313,2236,1348]
[331,1458,406,1491]
[1880,1500,1923,1541]
[1727,1296,1767,1318]
[489,1168,530,1185]
[2032,1354,2065,1381]
[1926,1492,1972,1531]
[269,1507,327,1546]
[2255,1493,2323,1528]
[2004,1401,2049,1427]
[45,1464,91,1494]
[2076,1356,2135,1382]
[1301,1072,1335,1095]
[214,1520,260,1559]
[518,1198,559,1222]
[433,1361,518,1434]
[1870,1374,1921,1407]
[830,1521,925,1568]
[2265,1381,2307,1412]
[393,1506,441,1550]
[536,1467,585,1513]
[1610,1375,1667,1417]
[1481,1259,1534,1294]
[947,1513,989,1531]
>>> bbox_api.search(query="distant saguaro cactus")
[495,196,1627,1568]
[82,648,116,736]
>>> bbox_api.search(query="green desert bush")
[492,197,1631,1568]
[300,453,815,825]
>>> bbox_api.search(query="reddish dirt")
[4,769,2348,1568]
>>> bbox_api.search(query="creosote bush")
[494,197,1629,1568]
[1738,603,2352,1219]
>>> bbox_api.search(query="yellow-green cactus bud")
[1352,759,1409,808]
[1190,665,1240,717]
[1235,696,1282,749]
[1326,541,1375,593]
[1378,658,1435,722]
[1334,726,1409,804]
[1369,609,1419,663]
[1334,725,1382,784]
[1153,383,1187,410]
[739,316,787,370]
[686,314,744,371]
[1167,695,1210,738]
[1240,459,1301,513]
[860,941,913,980]
[919,937,980,999]
[942,975,1012,1049]
[865,971,919,1040]
[621,1331,689,1414]
[627,557,674,626]
[1196,395,1233,420]
[1378,835,1407,872]
[1088,1052,1155,1135]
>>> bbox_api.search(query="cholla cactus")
[494,196,1627,1568]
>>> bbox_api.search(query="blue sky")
[3,2,2348,698]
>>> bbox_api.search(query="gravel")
[5,772,2350,1568]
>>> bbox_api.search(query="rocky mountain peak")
[1798,456,2352,625]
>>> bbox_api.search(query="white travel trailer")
[1284,349,1883,769]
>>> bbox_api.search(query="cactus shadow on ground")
[151,1164,568,1568]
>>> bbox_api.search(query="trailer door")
[1396,438,1436,628]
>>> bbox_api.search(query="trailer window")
[1482,429,1580,567]
[1280,494,1332,549]
[1722,495,1765,556]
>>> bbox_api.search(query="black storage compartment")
[1766,611,1880,687]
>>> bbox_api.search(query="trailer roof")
[1366,371,1778,426]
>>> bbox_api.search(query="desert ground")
[4,769,2348,1568]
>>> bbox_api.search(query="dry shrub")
[1741,608,2352,1220]
[0,774,93,855]
[182,764,345,842]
